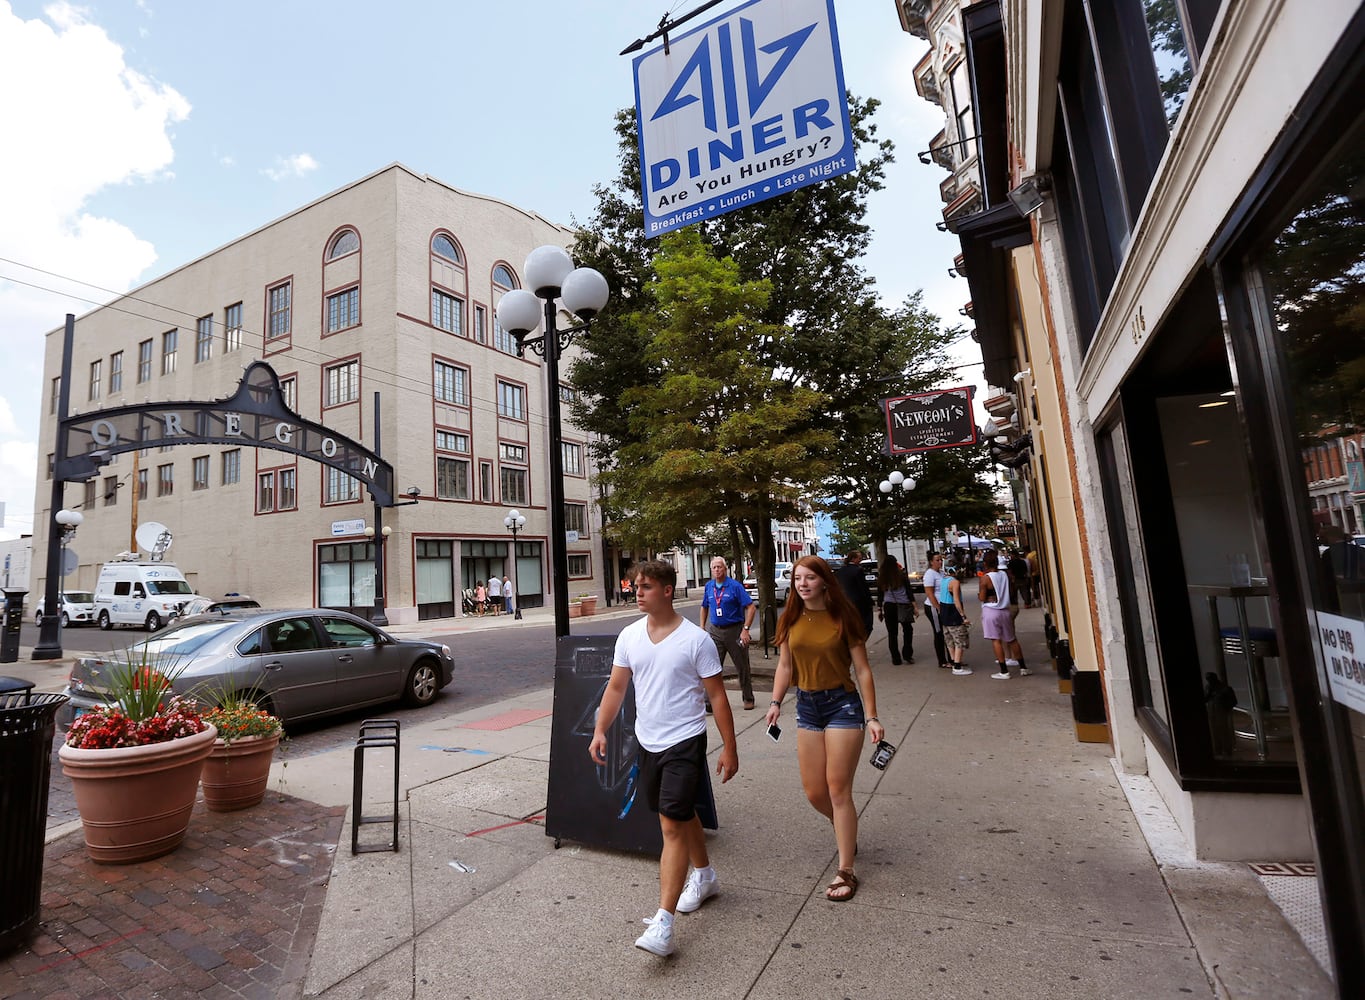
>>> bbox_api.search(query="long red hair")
[775,556,868,648]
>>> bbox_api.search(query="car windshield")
[128,619,239,658]
[148,580,194,596]
[64,592,95,603]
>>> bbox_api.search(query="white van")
[93,560,200,631]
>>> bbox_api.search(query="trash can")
[0,687,69,955]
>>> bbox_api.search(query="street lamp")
[363,523,392,626]
[496,246,610,639]
[34,508,83,658]
[504,508,526,620]
[878,471,916,566]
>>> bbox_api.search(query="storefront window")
[1141,0,1192,127]
[1255,115,1365,752]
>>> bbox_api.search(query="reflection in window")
[1142,0,1192,128]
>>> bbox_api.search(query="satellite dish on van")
[135,522,174,562]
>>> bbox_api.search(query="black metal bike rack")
[351,718,400,854]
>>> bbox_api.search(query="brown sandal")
[826,868,858,902]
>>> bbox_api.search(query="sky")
[0,0,974,543]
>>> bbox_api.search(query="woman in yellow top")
[765,556,886,902]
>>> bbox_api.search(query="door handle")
[337,654,353,663]
[265,661,284,671]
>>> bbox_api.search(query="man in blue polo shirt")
[699,556,757,710]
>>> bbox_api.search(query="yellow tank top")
[786,609,855,693]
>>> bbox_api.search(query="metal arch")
[54,361,396,506]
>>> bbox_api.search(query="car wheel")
[145,611,162,632]
[34,612,42,626]
[98,610,112,631]
[403,659,441,707]
[60,612,70,628]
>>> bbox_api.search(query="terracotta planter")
[579,597,598,616]
[201,732,281,812]
[568,602,583,618]
[59,724,217,864]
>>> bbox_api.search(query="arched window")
[431,232,466,336]
[328,230,359,260]
[433,234,461,263]
[492,265,519,355]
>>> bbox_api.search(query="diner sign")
[1316,610,1365,713]
[885,386,979,454]
[633,0,854,237]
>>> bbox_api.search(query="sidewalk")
[1,602,1335,998]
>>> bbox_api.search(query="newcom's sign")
[885,387,979,455]
[633,0,854,237]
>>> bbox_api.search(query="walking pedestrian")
[876,554,918,664]
[936,567,972,674]
[487,574,503,616]
[1027,548,1041,606]
[699,556,757,710]
[1007,548,1032,610]
[589,559,739,957]
[922,552,950,669]
[474,580,487,616]
[833,549,875,638]
[980,550,1030,679]
[765,556,885,903]
[502,574,516,618]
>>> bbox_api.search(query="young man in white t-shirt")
[487,574,502,615]
[590,559,739,957]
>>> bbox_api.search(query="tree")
[596,229,834,606]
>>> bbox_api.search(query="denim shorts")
[795,687,865,732]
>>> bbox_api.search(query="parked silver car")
[60,608,455,727]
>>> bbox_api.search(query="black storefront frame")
[1203,12,1365,988]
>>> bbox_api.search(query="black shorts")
[640,732,707,821]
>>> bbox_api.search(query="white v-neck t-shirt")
[613,616,722,752]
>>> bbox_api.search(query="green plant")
[201,698,283,744]
[64,648,206,749]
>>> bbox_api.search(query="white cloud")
[261,153,319,181]
[0,1,189,540]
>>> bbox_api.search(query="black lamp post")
[879,470,916,566]
[495,247,609,639]
[363,522,391,626]
[504,508,526,620]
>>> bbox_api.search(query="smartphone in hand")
[767,723,781,742]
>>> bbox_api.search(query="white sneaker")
[1018,667,1032,676]
[634,915,675,956]
[951,667,973,676]
[677,870,719,913]
[991,671,1011,680]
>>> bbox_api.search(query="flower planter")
[579,596,598,616]
[201,732,281,812]
[59,724,217,864]
[568,602,583,618]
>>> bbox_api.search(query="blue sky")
[0,0,975,542]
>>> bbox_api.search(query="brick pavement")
[0,794,345,999]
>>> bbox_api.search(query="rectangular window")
[562,441,583,476]
[161,329,177,375]
[192,455,210,491]
[500,442,527,463]
[257,471,275,513]
[494,315,517,355]
[279,467,296,510]
[326,467,360,504]
[157,463,174,497]
[565,502,589,537]
[222,448,241,485]
[949,59,974,159]
[432,290,463,335]
[497,381,525,419]
[568,554,591,577]
[500,465,528,505]
[137,468,148,500]
[109,351,123,394]
[138,339,153,383]
[437,456,470,500]
[224,302,243,352]
[267,281,292,340]
[103,476,119,506]
[325,360,360,406]
[280,375,297,411]
[88,360,102,401]
[480,461,493,502]
[434,361,468,405]
[139,425,152,458]
[474,305,487,344]
[83,479,96,509]
[436,430,469,453]
[327,286,360,333]
[50,377,60,414]
[559,384,579,405]
[196,315,213,363]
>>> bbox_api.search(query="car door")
[318,615,397,706]
[258,615,335,720]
